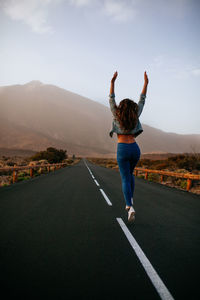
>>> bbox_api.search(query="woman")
[109,71,149,223]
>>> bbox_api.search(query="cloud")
[69,0,92,7]
[191,68,200,77]
[102,0,137,23]
[173,67,200,79]
[149,55,200,81]
[69,0,137,22]
[1,0,56,34]
[1,0,136,34]
[151,55,165,68]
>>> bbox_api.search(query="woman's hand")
[111,71,118,83]
[144,71,149,85]
[141,71,149,95]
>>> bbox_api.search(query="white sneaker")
[128,206,135,223]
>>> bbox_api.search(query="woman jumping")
[109,71,149,223]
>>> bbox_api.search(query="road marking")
[116,218,174,300]
[100,189,112,206]
[84,160,97,181]
[84,161,93,176]
[94,179,100,186]
[85,160,112,207]
[88,168,94,178]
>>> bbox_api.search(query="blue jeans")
[117,142,141,207]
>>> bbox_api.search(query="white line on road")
[116,218,174,300]
[84,160,112,207]
[100,189,112,206]
[84,161,97,181]
[88,169,94,179]
[84,161,93,176]
[94,179,100,186]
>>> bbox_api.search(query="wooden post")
[145,172,148,180]
[13,170,18,183]
[134,170,138,176]
[48,166,50,172]
[187,178,192,191]
[160,174,164,183]
[30,168,33,177]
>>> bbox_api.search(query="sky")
[0,0,200,135]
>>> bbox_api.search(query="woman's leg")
[117,159,133,207]
[117,144,133,207]
[130,143,141,203]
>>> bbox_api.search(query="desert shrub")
[174,179,187,189]
[17,176,30,182]
[183,156,200,171]
[18,171,27,177]
[155,163,168,170]
[65,159,74,164]
[148,173,160,182]
[180,180,187,189]
[167,154,200,171]
[0,170,10,176]
[17,171,30,182]
[7,161,15,166]
[138,159,170,170]
[38,159,48,165]
[137,159,151,167]
[2,156,9,161]
[30,147,67,164]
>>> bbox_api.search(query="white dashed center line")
[94,179,100,186]
[84,159,112,206]
[116,218,175,300]
[84,159,174,300]
[99,189,112,206]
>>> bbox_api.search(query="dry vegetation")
[87,154,200,195]
[0,155,80,187]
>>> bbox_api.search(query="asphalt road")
[0,159,200,299]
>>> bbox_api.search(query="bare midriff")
[117,134,136,144]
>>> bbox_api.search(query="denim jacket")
[109,93,146,138]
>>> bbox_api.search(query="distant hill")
[138,124,200,154]
[0,81,199,157]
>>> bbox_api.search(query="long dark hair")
[115,98,138,132]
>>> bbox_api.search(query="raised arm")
[110,71,118,95]
[138,71,149,116]
[141,71,149,95]
[109,71,118,115]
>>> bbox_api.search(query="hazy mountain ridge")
[0,81,199,157]
[138,124,200,154]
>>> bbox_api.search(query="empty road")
[0,159,200,299]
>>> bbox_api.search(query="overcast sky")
[0,0,200,134]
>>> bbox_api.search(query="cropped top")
[109,93,146,138]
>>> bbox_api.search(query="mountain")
[138,124,200,154]
[0,81,200,157]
